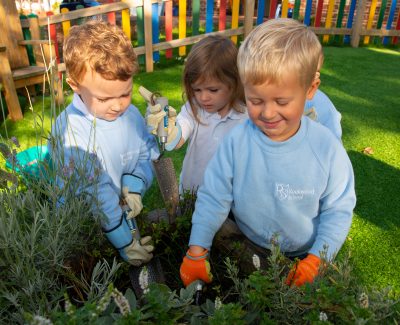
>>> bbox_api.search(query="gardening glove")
[122,186,143,219]
[139,86,182,151]
[180,249,213,287]
[285,253,320,287]
[124,236,154,267]
[104,212,153,266]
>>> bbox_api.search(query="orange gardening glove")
[180,249,213,287]
[285,253,320,287]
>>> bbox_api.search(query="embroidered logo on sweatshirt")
[120,151,135,166]
[276,183,315,201]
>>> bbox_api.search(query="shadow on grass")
[342,150,400,293]
[349,149,400,227]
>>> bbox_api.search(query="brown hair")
[183,35,245,123]
[63,20,138,84]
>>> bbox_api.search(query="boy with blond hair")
[49,21,159,266]
[180,19,356,287]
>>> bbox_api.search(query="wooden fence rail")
[13,0,400,74]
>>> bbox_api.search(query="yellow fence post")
[323,0,335,43]
[281,0,289,18]
[364,0,378,44]
[121,0,131,41]
[179,0,187,56]
[61,8,71,36]
[231,0,240,44]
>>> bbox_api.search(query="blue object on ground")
[6,145,50,180]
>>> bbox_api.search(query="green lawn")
[1,46,399,294]
[320,47,400,293]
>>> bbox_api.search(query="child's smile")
[245,74,318,141]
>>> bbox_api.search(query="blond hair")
[63,20,138,84]
[183,35,245,123]
[238,18,322,89]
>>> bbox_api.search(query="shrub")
[0,138,114,323]
[24,239,400,324]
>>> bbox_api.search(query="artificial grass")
[320,47,400,294]
[1,46,399,294]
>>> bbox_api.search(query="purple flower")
[10,136,20,148]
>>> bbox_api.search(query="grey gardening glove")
[124,236,154,266]
[122,186,143,219]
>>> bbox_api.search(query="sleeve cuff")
[121,174,145,196]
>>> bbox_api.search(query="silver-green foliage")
[0,141,105,323]
[26,242,400,324]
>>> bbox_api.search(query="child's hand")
[146,103,181,151]
[285,253,320,287]
[138,86,181,151]
[124,236,154,266]
[180,247,213,287]
[122,187,143,219]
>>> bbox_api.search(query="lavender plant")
[0,136,112,324]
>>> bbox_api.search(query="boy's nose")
[112,100,123,111]
[260,104,276,120]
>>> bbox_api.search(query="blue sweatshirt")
[304,89,342,140]
[189,117,356,259]
[49,94,159,230]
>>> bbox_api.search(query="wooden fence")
[17,0,400,73]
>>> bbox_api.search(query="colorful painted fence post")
[303,0,313,26]
[364,0,378,44]
[219,0,227,30]
[374,0,388,44]
[269,0,278,19]
[178,0,187,56]
[20,14,36,65]
[230,0,240,44]
[152,2,160,62]
[281,0,289,17]
[323,0,336,43]
[256,0,266,24]
[165,0,173,58]
[394,9,400,44]
[136,5,145,64]
[334,0,347,43]
[206,0,214,33]
[314,0,324,27]
[143,0,153,72]
[192,0,200,35]
[293,0,301,20]
[383,0,398,44]
[121,0,131,41]
[106,0,116,24]
[61,8,71,36]
[344,0,357,44]
[46,11,60,64]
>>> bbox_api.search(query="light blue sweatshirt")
[189,116,356,259]
[49,94,159,231]
[304,89,342,140]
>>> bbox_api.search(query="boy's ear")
[66,77,80,94]
[306,77,320,100]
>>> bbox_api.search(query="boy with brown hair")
[49,20,159,266]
